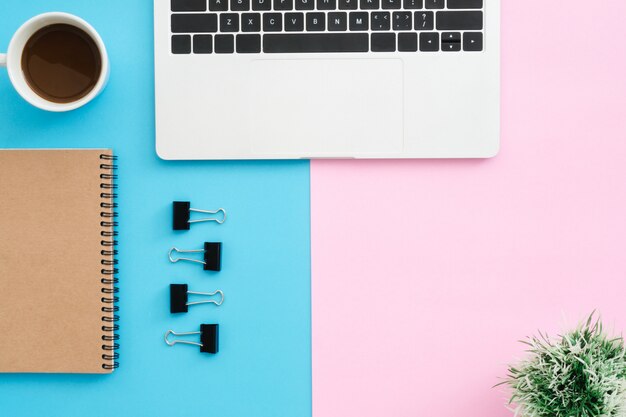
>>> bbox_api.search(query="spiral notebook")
[0,150,119,374]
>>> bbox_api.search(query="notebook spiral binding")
[99,154,119,370]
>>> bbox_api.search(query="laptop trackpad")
[246,59,403,157]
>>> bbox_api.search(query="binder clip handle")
[164,330,202,347]
[168,247,204,265]
[189,207,226,225]
[187,289,224,307]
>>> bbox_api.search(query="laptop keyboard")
[169,0,483,54]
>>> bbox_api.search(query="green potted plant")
[503,314,626,417]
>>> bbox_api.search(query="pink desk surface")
[310,1,626,416]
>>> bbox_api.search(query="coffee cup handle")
[0,53,6,68]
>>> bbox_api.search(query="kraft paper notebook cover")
[0,150,119,374]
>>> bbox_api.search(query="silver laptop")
[154,0,499,159]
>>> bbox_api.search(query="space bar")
[263,34,369,53]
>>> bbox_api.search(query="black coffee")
[21,24,102,104]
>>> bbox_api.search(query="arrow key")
[463,32,483,51]
[442,32,461,42]
[420,32,439,51]
[442,41,461,51]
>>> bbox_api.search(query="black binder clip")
[164,324,219,354]
[173,201,226,230]
[170,284,224,313]
[168,242,222,271]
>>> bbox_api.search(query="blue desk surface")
[0,2,311,416]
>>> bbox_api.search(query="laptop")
[154,0,499,159]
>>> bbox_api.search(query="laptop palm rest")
[246,59,404,157]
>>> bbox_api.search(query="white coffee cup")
[0,12,109,112]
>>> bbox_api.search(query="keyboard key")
[171,0,206,11]
[442,41,461,51]
[360,0,379,10]
[441,32,460,42]
[414,11,433,30]
[236,34,261,52]
[242,13,261,31]
[209,0,229,11]
[382,0,401,9]
[339,0,358,10]
[393,12,411,30]
[274,0,294,10]
[419,32,438,51]
[425,0,443,8]
[263,33,368,53]
[436,11,482,30]
[403,0,422,8]
[349,12,368,30]
[296,0,315,10]
[397,32,417,51]
[252,0,272,10]
[317,0,337,10]
[306,13,325,31]
[172,35,191,54]
[371,33,395,52]
[215,34,234,53]
[285,12,305,31]
[231,0,250,10]
[220,14,239,32]
[463,31,482,51]
[172,14,218,33]
[264,13,283,31]
[371,12,390,30]
[442,29,461,50]
[193,34,213,53]
[328,12,347,31]
[447,0,482,9]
